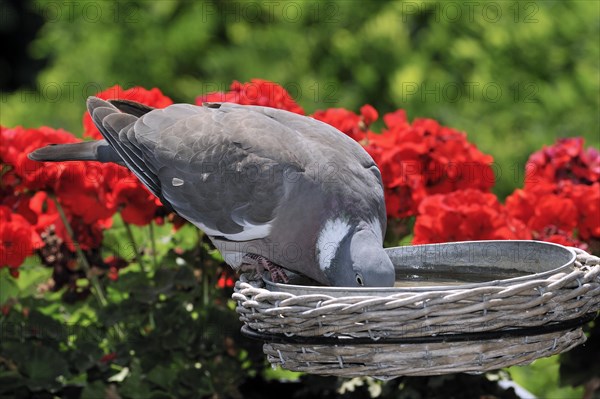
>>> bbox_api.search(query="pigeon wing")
[89,98,305,241]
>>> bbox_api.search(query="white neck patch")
[316,218,351,271]
[368,218,384,243]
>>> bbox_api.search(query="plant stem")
[196,229,209,307]
[148,223,158,270]
[52,196,107,307]
[203,271,209,308]
[124,221,147,273]
[52,196,124,340]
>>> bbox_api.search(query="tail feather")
[86,97,164,200]
[108,99,155,117]
[28,140,123,164]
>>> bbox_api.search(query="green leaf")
[172,267,196,289]
[177,368,213,396]
[20,345,70,391]
[263,367,303,382]
[69,342,104,374]
[0,271,19,304]
[171,223,200,252]
[27,310,67,342]
[80,381,108,398]
[508,355,584,399]
[153,268,176,293]
[7,264,52,299]
[118,359,153,398]
[146,364,177,390]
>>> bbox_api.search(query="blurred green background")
[1,1,599,397]
[1,0,598,199]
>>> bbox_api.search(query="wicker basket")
[233,241,600,378]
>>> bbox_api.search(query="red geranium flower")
[536,228,588,250]
[413,189,531,244]
[364,111,494,218]
[312,104,378,142]
[525,137,600,188]
[68,216,108,251]
[83,85,173,139]
[529,195,578,233]
[1,191,38,226]
[53,162,116,224]
[104,256,128,281]
[561,182,600,240]
[28,191,110,252]
[0,125,112,254]
[1,126,80,191]
[0,205,43,272]
[107,178,158,226]
[360,105,378,126]
[505,183,589,248]
[100,352,117,363]
[196,79,304,115]
[217,271,235,289]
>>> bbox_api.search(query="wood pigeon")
[29,97,395,287]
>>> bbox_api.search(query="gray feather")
[108,99,155,117]
[28,141,123,164]
[87,98,163,200]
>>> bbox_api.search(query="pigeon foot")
[241,254,289,283]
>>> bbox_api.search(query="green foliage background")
[2,0,599,199]
[1,0,599,398]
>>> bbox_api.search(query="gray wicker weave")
[262,329,585,378]
[233,241,600,378]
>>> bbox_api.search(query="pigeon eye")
[355,274,364,286]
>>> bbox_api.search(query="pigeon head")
[319,221,396,288]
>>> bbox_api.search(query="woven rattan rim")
[240,313,596,345]
[234,244,600,340]
[263,328,586,378]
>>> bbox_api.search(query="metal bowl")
[264,240,576,296]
